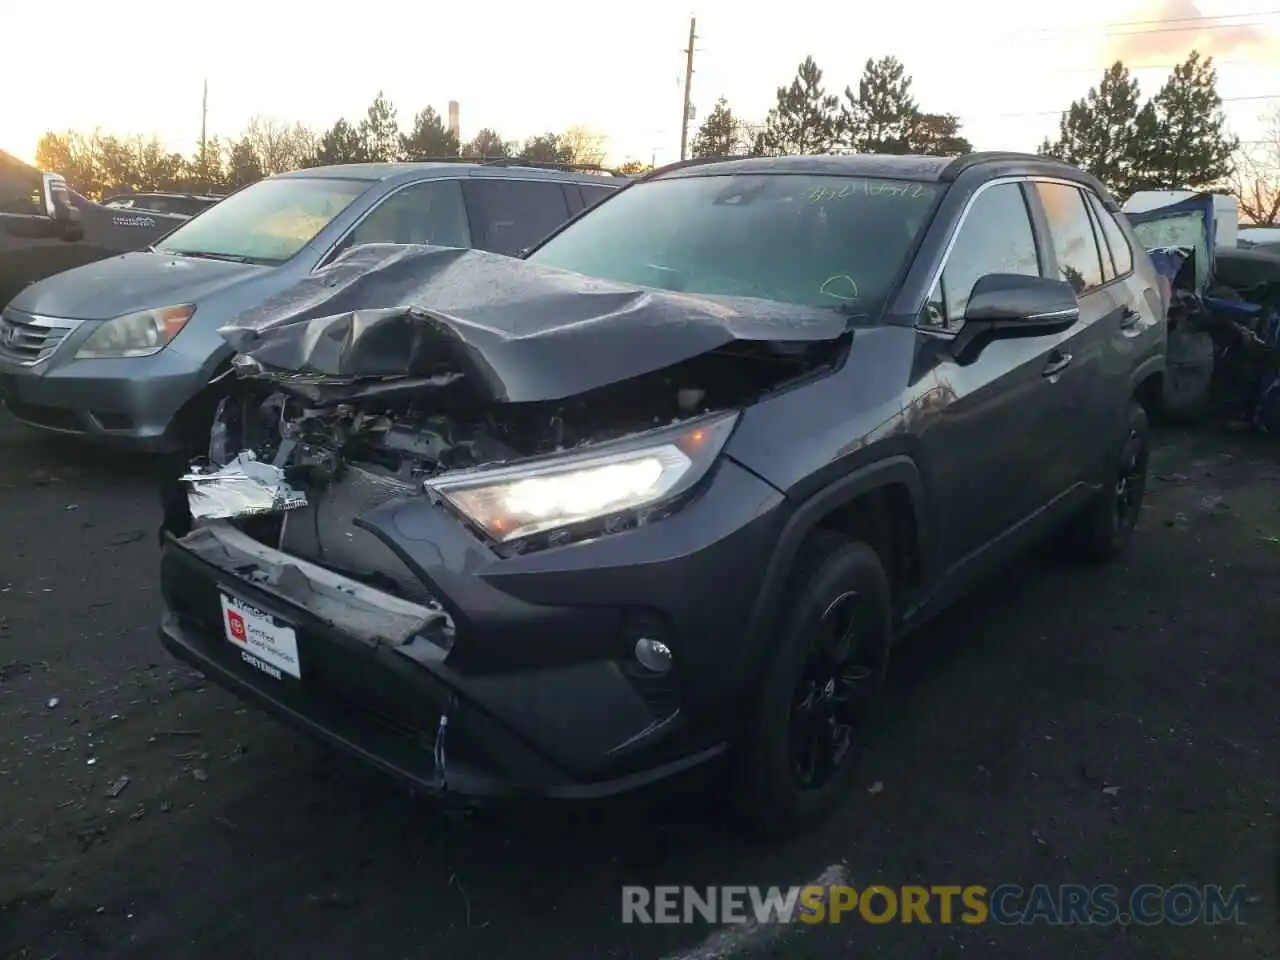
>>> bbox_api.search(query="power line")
[1008,8,1280,38]
[989,92,1280,120]
[1046,57,1257,72]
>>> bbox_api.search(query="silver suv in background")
[0,161,626,450]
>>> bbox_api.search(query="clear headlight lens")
[427,412,739,543]
[75,304,195,359]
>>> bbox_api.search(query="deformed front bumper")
[158,466,784,798]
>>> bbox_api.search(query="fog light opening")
[634,637,673,675]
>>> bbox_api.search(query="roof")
[103,191,223,201]
[279,161,627,187]
[0,148,41,179]
[641,151,1112,199]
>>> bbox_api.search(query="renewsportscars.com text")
[621,884,1251,926]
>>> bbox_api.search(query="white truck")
[1122,190,1238,248]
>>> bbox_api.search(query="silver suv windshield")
[154,177,368,265]
[527,173,940,317]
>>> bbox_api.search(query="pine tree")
[399,107,459,160]
[1039,62,1147,197]
[226,138,264,188]
[756,56,840,156]
[462,128,511,159]
[691,97,745,158]
[842,56,919,154]
[358,92,400,162]
[315,119,368,166]
[911,113,972,156]
[1140,51,1238,190]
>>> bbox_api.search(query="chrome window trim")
[916,174,1111,336]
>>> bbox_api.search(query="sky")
[3,0,1280,168]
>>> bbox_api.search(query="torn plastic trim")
[181,450,308,521]
[176,521,454,648]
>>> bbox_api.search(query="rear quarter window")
[1033,181,1107,293]
[580,184,615,209]
[463,179,572,256]
[1086,192,1134,277]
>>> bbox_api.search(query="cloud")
[1103,0,1275,65]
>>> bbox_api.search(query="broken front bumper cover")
[157,521,728,800]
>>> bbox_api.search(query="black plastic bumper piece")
[160,614,726,801]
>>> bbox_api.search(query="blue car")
[0,161,625,449]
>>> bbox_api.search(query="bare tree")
[241,116,317,174]
[558,126,608,166]
[1230,106,1280,226]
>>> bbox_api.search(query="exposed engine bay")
[166,337,846,598]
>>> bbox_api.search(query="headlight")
[426,411,739,544]
[75,304,195,359]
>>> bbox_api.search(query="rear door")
[1083,190,1159,437]
[339,179,472,252]
[1026,181,1129,490]
[461,178,573,256]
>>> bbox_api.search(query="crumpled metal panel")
[216,243,848,404]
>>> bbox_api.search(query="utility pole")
[200,79,208,180]
[679,17,696,161]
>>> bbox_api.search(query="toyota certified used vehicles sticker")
[219,593,301,680]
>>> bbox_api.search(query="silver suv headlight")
[75,304,195,359]
[426,411,739,546]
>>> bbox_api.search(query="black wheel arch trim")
[737,455,929,694]
[1129,354,1166,396]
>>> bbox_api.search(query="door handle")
[1119,307,1140,329]
[1042,351,1073,378]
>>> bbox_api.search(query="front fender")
[733,454,928,697]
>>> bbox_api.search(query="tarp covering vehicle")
[1128,192,1280,431]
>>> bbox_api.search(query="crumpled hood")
[10,250,271,321]
[218,243,849,404]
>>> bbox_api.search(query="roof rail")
[636,155,750,182]
[402,156,631,177]
[940,151,1063,181]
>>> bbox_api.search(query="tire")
[732,530,892,840]
[164,381,229,461]
[1061,400,1151,563]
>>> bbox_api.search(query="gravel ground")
[0,409,1276,960]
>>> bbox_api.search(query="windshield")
[154,177,368,265]
[527,173,941,316]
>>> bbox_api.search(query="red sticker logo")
[227,610,247,642]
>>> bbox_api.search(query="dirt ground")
[0,409,1276,960]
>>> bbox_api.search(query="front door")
[914,179,1077,566]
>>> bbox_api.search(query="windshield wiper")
[158,249,252,264]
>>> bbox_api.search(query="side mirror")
[41,173,83,241]
[954,273,1079,356]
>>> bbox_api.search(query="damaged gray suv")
[158,152,1167,836]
